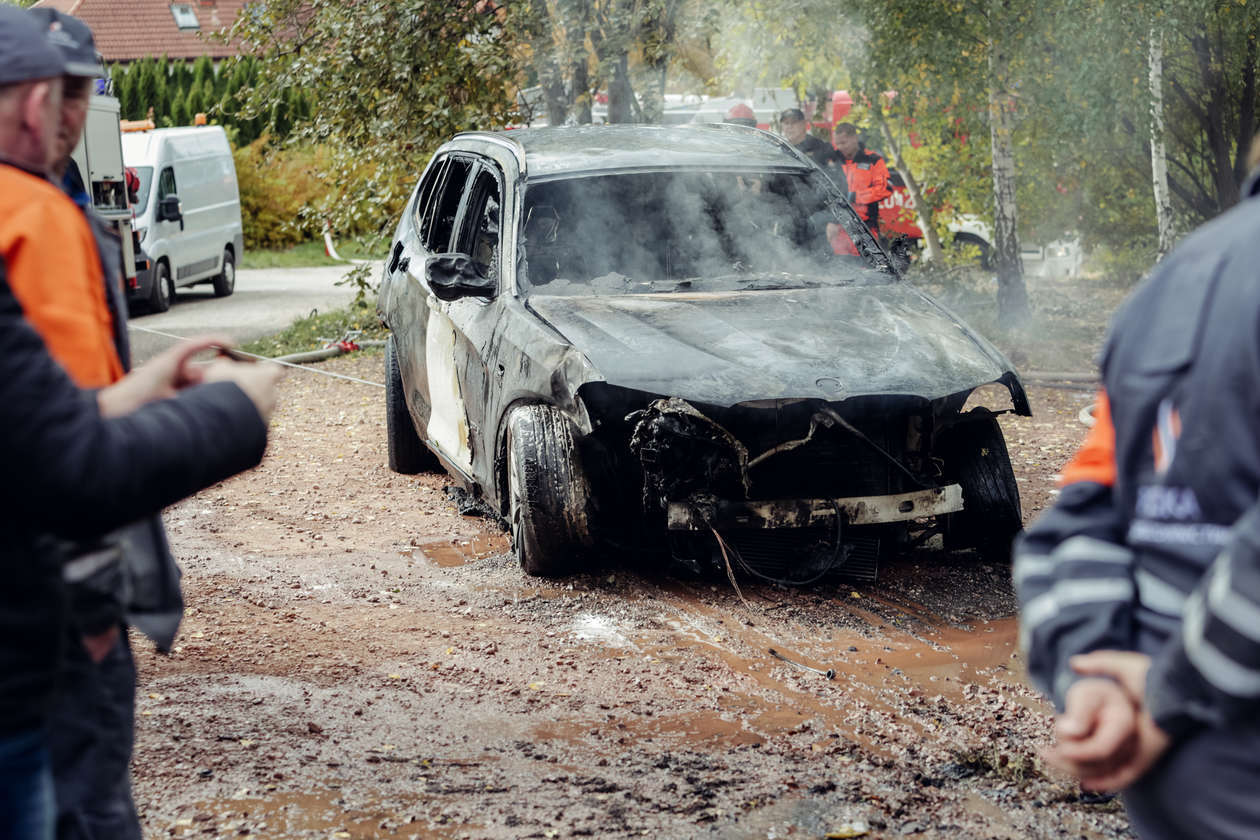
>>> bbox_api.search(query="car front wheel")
[506,404,593,577]
[940,413,1022,563]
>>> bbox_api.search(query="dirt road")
[134,351,1130,839]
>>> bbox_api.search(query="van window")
[157,166,177,201]
[132,166,154,210]
[424,157,473,253]
[456,167,502,285]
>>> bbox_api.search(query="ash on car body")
[377,124,1029,581]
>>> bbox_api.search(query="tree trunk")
[607,53,634,123]
[872,104,944,263]
[987,24,1027,327]
[572,57,592,124]
[1148,26,1176,257]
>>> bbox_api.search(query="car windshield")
[520,168,891,296]
[132,165,154,212]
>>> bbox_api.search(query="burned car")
[377,125,1029,581]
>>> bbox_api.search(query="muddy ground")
[133,281,1132,840]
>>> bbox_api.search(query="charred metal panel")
[529,284,1021,408]
[666,486,964,530]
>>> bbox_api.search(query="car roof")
[452,124,814,180]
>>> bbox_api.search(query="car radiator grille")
[723,526,881,583]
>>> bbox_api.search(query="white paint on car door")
[424,307,472,472]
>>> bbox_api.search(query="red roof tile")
[30,0,248,63]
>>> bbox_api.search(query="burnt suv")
[378,124,1029,581]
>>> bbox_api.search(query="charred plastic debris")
[570,384,1024,584]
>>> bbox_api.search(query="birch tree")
[1148,26,1176,256]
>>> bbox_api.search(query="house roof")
[30,0,247,63]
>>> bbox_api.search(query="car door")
[389,153,478,476]
[437,162,506,483]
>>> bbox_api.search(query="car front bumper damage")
[665,485,964,531]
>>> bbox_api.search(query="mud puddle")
[409,533,510,567]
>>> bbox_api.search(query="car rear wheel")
[507,404,593,577]
[149,260,173,313]
[212,248,235,297]
[385,336,437,474]
[940,413,1022,563]
[952,232,993,271]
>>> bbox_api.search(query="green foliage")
[228,0,523,239]
[233,140,330,249]
[240,296,386,359]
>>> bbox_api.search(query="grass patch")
[241,296,388,358]
[240,238,384,270]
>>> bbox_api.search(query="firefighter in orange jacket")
[828,123,890,234]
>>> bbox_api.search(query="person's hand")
[1067,651,1172,791]
[1043,677,1139,786]
[198,358,284,424]
[97,335,231,417]
[80,625,119,664]
[1070,650,1152,700]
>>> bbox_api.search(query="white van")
[122,126,243,311]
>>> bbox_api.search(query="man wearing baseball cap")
[26,9,159,840]
[0,7,123,389]
[0,6,75,838]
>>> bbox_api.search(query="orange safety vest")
[0,164,123,388]
[834,149,891,229]
[1059,389,1117,488]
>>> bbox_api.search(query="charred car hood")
[528,284,1019,407]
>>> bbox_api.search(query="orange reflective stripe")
[1060,389,1116,487]
[0,166,123,387]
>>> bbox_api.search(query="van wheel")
[149,261,173,313]
[212,249,235,297]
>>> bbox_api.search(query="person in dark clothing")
[1014,163,1260,838]
[26,9,173,837]
[777,107,833,168]
[0,252,279,839]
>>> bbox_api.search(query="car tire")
[940,413,1022,563]
[212,248,235,297]
[149,260,173,313]
[506,404,593,577]
[953,232,993,271]
[385,336,437,474]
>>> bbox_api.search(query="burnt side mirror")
[158,194,183,225]
[426,253,496,302]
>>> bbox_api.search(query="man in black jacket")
[27,10,198,837]
[777,108,833,168]
[0,255,280,838]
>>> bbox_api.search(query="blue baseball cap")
[28,7,105,78]
[0,4,66,85]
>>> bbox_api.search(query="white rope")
[128,324,386,389]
